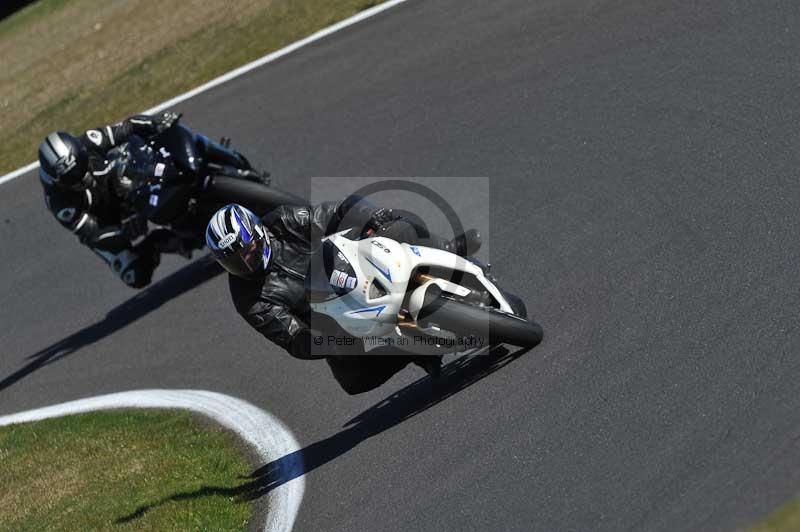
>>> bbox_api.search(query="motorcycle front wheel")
[417,286,543,348]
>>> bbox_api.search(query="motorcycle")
[307,230,543,356]
[108,122,304,246]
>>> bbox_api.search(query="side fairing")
[310,234,514,338]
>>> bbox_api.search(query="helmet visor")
[214,230,271,279]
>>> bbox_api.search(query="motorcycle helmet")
[38,132,92,190]
[206,204,271,279]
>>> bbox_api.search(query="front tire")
[418,287,543,348]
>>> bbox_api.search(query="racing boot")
[445,229,482,257]
[197,135,271,185]
[197,134,250,168]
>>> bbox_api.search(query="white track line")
[0,0,410,187]
[0,161,38,186]
[0,390,305,532]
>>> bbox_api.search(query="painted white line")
[0,0,409,187]
[0,161,38,187]
[0,390,305,532]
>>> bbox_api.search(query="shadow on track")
[116,345,530,523]
[0,256,223,394]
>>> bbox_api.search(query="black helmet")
[38,132,91,190]
[206,204,272,279]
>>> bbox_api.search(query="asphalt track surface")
[2,1,799,530]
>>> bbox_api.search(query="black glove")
[367,208,401,234]
[154,111,182,133]
[121,213,149,240]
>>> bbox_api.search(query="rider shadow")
[115,345,530,523]
[0,256,223,394]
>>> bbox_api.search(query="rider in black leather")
[208,198,482,395]
[38,112,263,288]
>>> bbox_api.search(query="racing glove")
[366,208,402,235]
[153,111,182,134]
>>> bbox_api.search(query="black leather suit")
[40,114,251,287]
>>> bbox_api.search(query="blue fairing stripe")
[365,257,391,282]
[350,305,386,317]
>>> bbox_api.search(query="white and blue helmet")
[206,204,271,279]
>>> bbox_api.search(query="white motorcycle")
[307,230,543,356]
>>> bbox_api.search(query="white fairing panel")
[310,233,514,352]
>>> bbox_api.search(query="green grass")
[750,497,800,532]
[0,410,255,531]
[0,0,72,37]
[0,0,388,174]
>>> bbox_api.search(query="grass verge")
[0,0,386,174]
[0,410,254,531]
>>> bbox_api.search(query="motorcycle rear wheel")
[204,176,305,215]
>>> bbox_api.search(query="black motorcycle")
[108,121,304,249]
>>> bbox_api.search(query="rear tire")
[418,287,543,348]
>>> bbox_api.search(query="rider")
[38,111,266,288]
[205,199,481,395]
